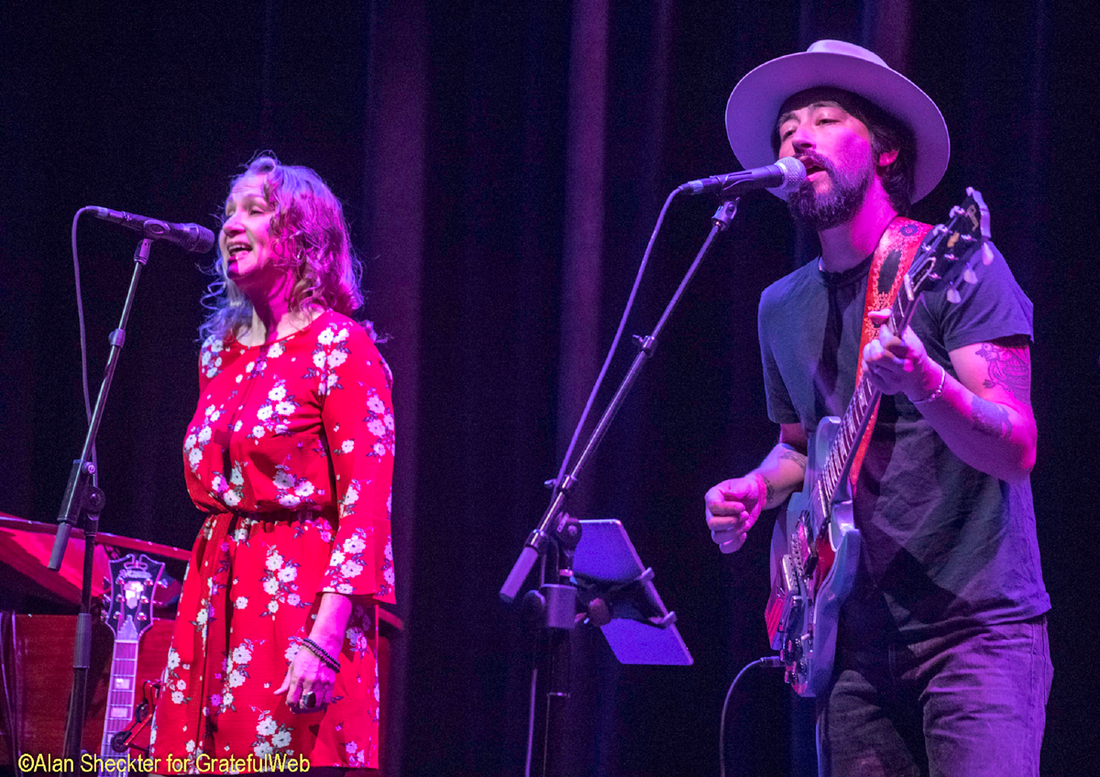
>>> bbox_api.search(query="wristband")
[913,363,946,404]
[299,637,341,672]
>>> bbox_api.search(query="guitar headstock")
[102,553,166,642]
[908,187,994,303]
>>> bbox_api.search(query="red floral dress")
[150,310,395,773]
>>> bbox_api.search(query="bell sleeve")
[315,321,396,604]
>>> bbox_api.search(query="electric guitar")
[765,188,992,697]
[98,553,165,776]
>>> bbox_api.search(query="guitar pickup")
[793,518,816,577]
[765,555,804,651]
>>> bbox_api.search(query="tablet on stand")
[571,519,692,666]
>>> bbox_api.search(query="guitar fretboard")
[813,371,880,522]
[102,639,139,735]
[98,635,139,776]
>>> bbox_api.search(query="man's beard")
[786,153,872,230]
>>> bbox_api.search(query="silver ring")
[301,691,317,709]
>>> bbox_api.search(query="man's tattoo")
[974,341,1031,404]
[972,396,1013,439]
[760,474,776,505]
[778,449,808,474]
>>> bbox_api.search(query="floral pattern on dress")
[272,460,321,510]
[382,535,395,594]
[343,739,371,769]
[364,388,396,459]
[150,310,394,772]
[185,402,228,475]
[251,710,296,758]
[291,514,334,544]
[162,646,193,708]
[211,637,261,717]
[210,463,245,509]
[200,338,227,380]
[192,591,214,639]
[344,603,374,661]
[307,323,354,397]
[259,546,307,617]
[322,517,372,596]
[247,380,299,442]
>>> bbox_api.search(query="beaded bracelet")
[300,637,341,672]
[913,364,947,404]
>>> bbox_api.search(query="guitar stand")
[110,679,161,755]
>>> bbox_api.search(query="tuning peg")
[981,243,994,265]
[947,285,962,304]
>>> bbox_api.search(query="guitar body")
[767,416,861,697]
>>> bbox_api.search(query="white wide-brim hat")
[725,39,950,202]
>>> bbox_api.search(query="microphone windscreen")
[773,157,807,193]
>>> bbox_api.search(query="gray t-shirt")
[758,242,1049,645]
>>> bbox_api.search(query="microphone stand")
[48,237,154,766]
[501,197,741,777]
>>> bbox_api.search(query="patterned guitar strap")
[848,217,933,488]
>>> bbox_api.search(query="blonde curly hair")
[200,154,364,342]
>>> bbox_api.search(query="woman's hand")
[275,592,353,713]
[275,641,337,713]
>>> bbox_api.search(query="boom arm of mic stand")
[499,197,740,603]
[48,238,152,570]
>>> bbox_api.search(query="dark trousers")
[817,616,1052,777]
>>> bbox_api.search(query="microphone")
[678,157,807,196]
[90,207,216,254]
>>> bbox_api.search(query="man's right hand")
[705,473,769,554]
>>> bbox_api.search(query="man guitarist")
[705,41,1051,776]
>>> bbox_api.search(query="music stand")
[572,519,692,666]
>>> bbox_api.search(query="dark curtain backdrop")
[1,1,1095,775]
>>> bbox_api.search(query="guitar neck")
[814,276,925,512]
[99,637,139,771]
